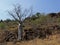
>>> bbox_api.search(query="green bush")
[0,23,5,29]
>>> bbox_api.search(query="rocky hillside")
[0,12,60,42]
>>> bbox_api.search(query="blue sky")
[0,0,60,20]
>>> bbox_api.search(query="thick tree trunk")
[18,22,23,41]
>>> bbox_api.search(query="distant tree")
[36,12,40,17]
[5,19,11,23]
[30,15,38,20]
[48,13,57,17]
[29,12,41,20]
[0,19,3,23]
[8,4,33,41]
[57,12,60,17]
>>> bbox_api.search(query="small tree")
[8,4,33,41]
[0,20,3,23]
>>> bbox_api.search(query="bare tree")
[8,4,33,41]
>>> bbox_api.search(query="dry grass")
[5,34,60,45]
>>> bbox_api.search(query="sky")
[0,0,60,20]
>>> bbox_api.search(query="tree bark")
[18,22,23,41]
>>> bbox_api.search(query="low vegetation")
[0,12,60,45]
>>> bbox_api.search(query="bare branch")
[14,5,21,21]
[8,11,18,21]
[8,4,33,41]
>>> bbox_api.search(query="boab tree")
[8,4,33,41]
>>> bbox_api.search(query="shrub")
[0,23,6,29]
